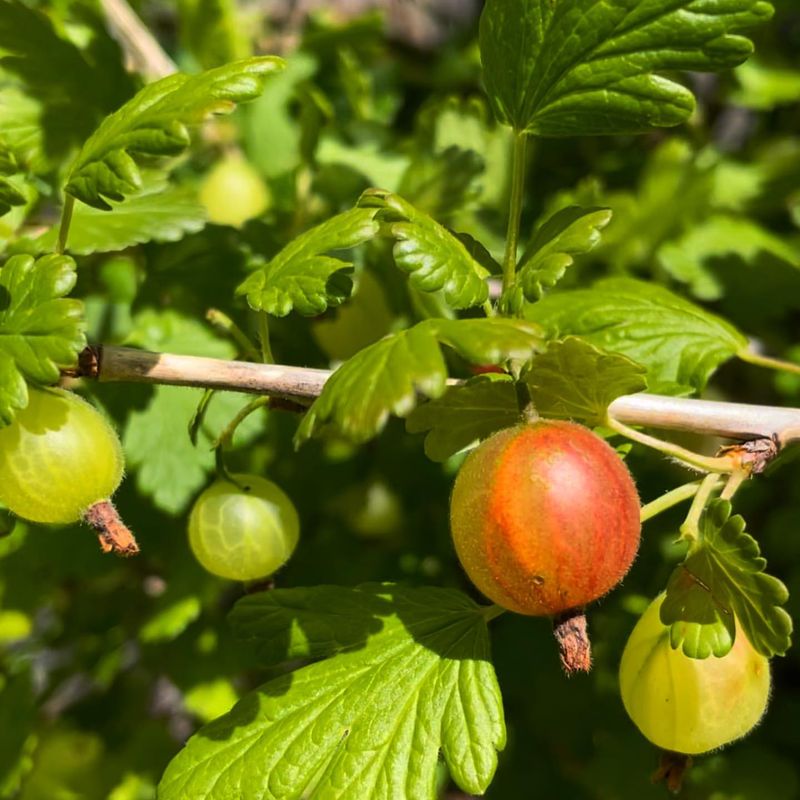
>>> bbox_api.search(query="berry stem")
[605,415,735,474]
[214,396,271,484]
[639,481,704,523]
[678,473,722,542]
[83,500,139,556]
[482,604,507,623]
[720,470,748,501]
[206,309,260,361]
[653,751,692,794]
[553,608,592,674]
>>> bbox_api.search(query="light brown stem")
[71,345,800,446]
[100,0,177,80]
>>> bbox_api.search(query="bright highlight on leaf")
[31,184,207,255]
[0,254,85,425]
[359,189,492,309]
[159,584,506,800]
[64,57,285,209]
[296,318,543,445]
[661,499,792,659]
[480,0,774,136]
[237,207,380,316]
[525,278,747,394]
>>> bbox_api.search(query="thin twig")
[71,345,800,446]
[100,0,177,80]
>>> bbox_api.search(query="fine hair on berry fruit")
[188,473,300,581]
[0,387,137,555]
[450,420,641,616]
[619,593,771,755]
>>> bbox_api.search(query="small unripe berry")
[188,474,300,581]
[200,155,270,228]
[0,387,136,554]
[620,594,770,754]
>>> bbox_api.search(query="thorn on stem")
[83,500,139,556]
[553,608,592,674]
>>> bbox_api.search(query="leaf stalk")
[502,132,528,295]
[56,195,75,255]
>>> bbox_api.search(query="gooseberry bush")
[1,0,800,797]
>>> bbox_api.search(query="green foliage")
[661,500,793,658]
[30,185,207,255]
[65,57,284,209]
[480,0,773,135]
[0,0,133,133]
[658,215,800,301]
[160,585,505,799]
[0,178,25,218]
[359,189,491,309]
[237,207,380,316]
[122,310,264,514]
[502,206,612,312]
[406,375,520,462]
[1,0,799,797]
[524,338,648,424]
[178,0,249,69]
[297,318,543,444]
[733,59,800,109]
[0,254,85,425]
[525,278,748,393]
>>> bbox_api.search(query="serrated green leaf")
[359,189,491,309]
[503,206,611,312]
[0,178,25,218]
[237,208,380,316]
[65,57,284,209]
[160,584,506,800]
[31,184,207,255]
[524,337,647,424]
[296,318,542,445]
[661,499,792,658]
[479,0,773,136]
[406,375,519,462]
[122,310,265,514]
[524,278,747,394]
[0,254,85,425]
[658,214,800,301]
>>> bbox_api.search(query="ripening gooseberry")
[619,594,771,755]
[188,474,300,581]
[0,387,136,554]
[450,420,641,616]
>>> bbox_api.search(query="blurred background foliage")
[1,0,800,797]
